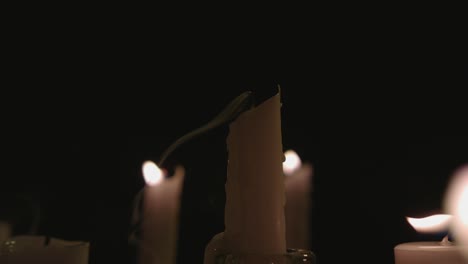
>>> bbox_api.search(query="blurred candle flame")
[406,214,452,233]
[458,187,468,225]
[444,164,468,260]
[142,161,164,186]
[283,150,302,175]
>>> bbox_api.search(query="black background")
[1,14,467,264]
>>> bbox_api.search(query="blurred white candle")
[0,221,11,244]
[283,149,313,250]
[444,164,468,262]
[139,161,184,264]
[0,235,89,264]
[394,214,466,264]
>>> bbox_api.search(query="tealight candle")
[394,214,466,264]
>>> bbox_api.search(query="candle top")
[395,241,464,251]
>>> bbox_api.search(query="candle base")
[215,248,316,264]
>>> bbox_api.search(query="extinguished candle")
[139,161,185,264]
[223,91,286,255]
[204,91,286,264]
[283,150,313,250]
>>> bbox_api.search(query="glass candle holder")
[0,235,89,264]
[215,248,316,264]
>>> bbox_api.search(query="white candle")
[204,91,286,263]
[0,221,11,244]
[139,161,184,264]
[394,214,466,264]
[0,235,89,264]
[283,150,313,250]
[224,91,286,255]
[444,164,468,262]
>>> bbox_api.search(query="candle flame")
[406,214,452,233]
[283,150,302,175]
[142,161,164,186]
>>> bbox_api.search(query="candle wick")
[440,235,452,246]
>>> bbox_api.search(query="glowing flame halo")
[444,165,468,260]
[283,150,302,175]
[142,160,164,186]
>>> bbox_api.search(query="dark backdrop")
[1,19,467,264]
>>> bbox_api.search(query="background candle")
[139,161,185,264]
[0,221,11,243]
[394,214,466,264]
[283,149,313,250]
